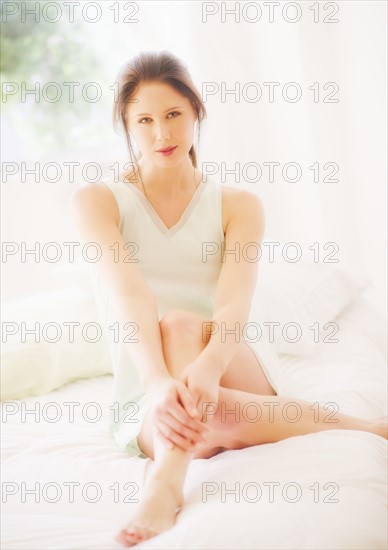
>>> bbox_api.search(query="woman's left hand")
[178,358,221,426]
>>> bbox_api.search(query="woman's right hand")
[147,376,210,452]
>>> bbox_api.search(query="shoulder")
[221,185,265,232]
[70,182,120,226]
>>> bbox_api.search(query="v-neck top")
[91,173,225,321]
[125,176,208,237]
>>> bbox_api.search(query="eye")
[138,111,181,124]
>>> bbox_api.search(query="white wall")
[2,0,386,310]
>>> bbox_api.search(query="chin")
[154,152,183,165]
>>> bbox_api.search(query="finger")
[166,401,209,434]
[162,412,207,444]
[165,398,203,427]
[163,413,205,442]
[158,423,198,452]
[177,385,200,419]
[155,428,175,450]
[198,399,217,424]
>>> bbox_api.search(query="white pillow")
[1,252,370,401]
[253,252,370,356]
[44,257,370,360]
[1,287,112,401]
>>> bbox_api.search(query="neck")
[137,157,197,197]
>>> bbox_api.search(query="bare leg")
[115,312,228,547]
[115,438,195,546]
[204,387,387,447]
[116,310,387,547]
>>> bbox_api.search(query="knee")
[159,309,205,342]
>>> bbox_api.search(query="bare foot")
[115,474,183,547]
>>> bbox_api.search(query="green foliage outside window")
[1,0,105,154]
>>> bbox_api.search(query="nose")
[154,119,171,142]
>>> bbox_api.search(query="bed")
[1,260,387,549]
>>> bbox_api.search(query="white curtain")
[2,1,386,308]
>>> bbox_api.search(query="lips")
[157,146,177,152]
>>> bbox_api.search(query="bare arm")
[199,190,265,376]
[70,184,170,391]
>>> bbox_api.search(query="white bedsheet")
[1,289,387,549]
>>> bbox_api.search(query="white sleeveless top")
[89,173,281,453]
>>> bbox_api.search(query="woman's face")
[127,81,197,166]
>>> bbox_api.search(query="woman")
[71,51,387,547]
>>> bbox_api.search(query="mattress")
[1,289,387,549]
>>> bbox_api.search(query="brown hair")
[112,50,206,173]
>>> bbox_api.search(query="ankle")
[148,471,184,506]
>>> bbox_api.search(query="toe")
[125,527,145,545]
[115,529,134,547]
[127,526,158,544]
[116,526,148,547]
